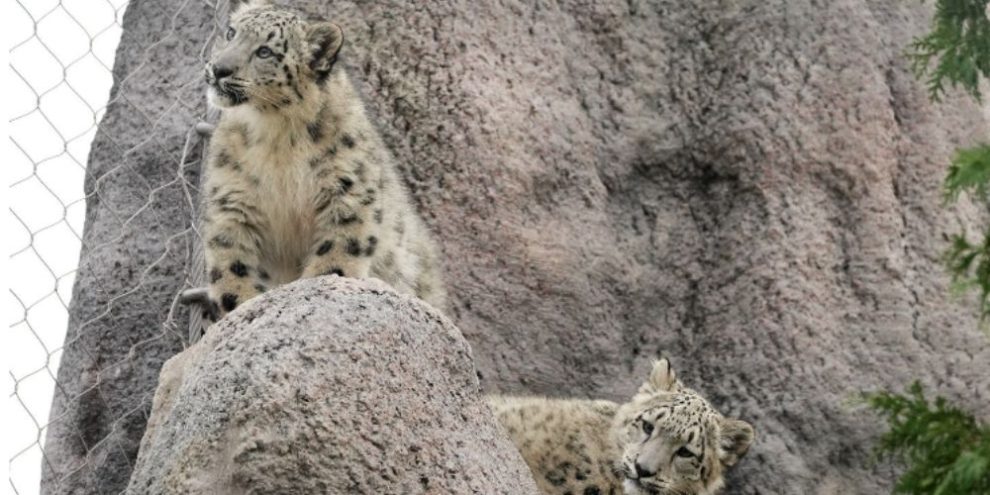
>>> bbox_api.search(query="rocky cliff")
[44,1,989,493]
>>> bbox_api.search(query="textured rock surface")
[331,2,989,492]
[125,276,539,495]
[46,0,989,493]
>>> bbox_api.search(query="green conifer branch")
[908,0,990,101]
[864,383,990,494]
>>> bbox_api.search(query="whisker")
[243,89,283,106]
[244,88,275,100]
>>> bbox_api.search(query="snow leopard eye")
[675,446,696,458]
[225,27,236,41]
[256,46,273,59]
[642,421,654,436]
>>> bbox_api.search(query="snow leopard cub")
[490,359,755,495]
[200,1,445,321]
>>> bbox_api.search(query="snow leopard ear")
[718,418,755,467]
[306,21,344,79]
[639,358,680,394]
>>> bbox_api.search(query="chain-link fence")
[8,1,222,493]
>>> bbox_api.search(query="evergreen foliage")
[908,0,990,101]
[944,144,990,202]
[944,144,990,321]
[865,383,990,494]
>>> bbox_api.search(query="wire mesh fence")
[8,1,222,493]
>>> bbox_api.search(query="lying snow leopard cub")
[200,1,445,321]
[489,359,755,495]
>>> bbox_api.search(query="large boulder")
[125,276,539,494]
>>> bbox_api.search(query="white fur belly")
[247,156,317,284]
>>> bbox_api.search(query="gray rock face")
[125,276,539,495]
[39,1,210,493]
[306,1,990,490]
[45,0,989,493]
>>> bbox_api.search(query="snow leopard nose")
[635,463,655,478]
[212,65,235,81]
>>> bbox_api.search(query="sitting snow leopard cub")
[489,359,754,495]
[200,1,445,321]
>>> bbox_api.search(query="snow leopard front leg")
[202,187,268,321]
[301,145,383,280]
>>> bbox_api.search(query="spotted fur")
[490,360,754,495]
[201,1,445,321]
